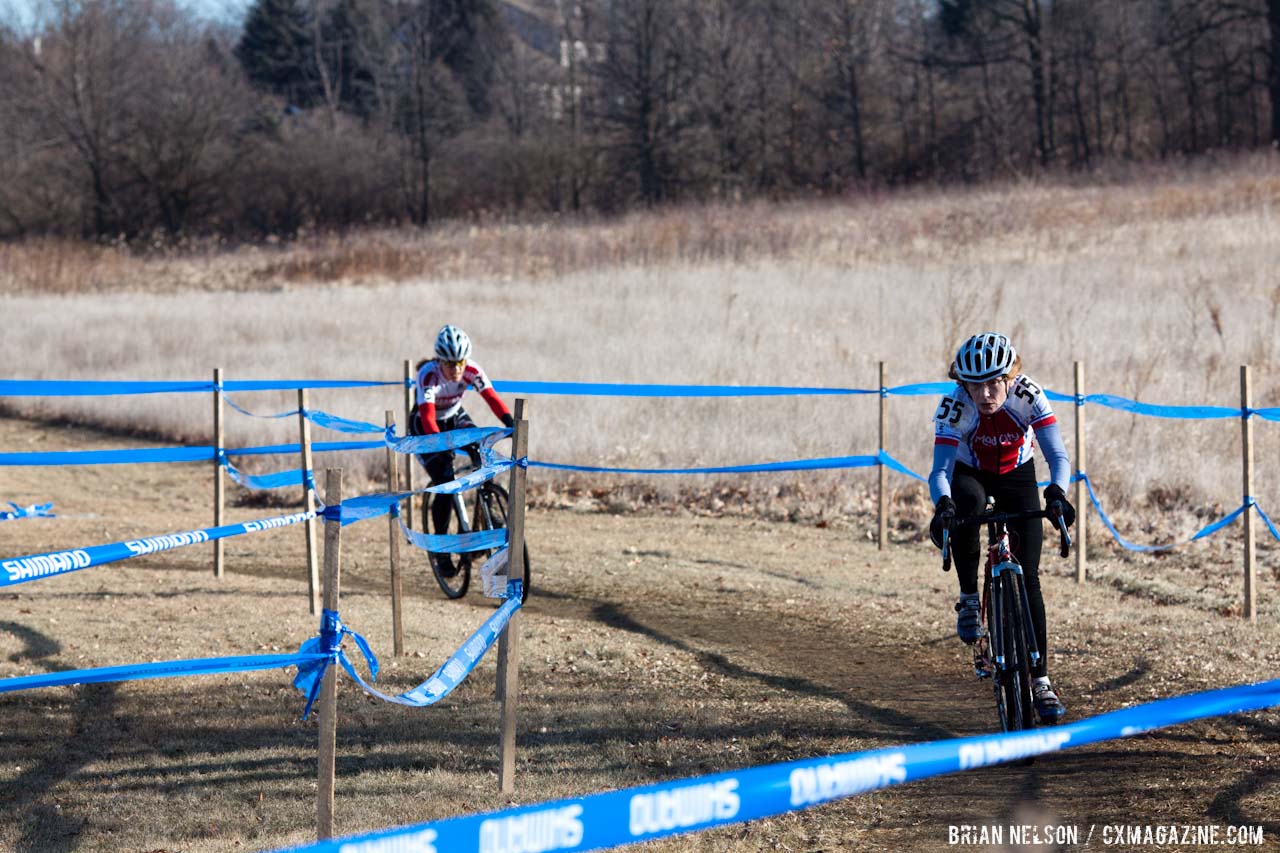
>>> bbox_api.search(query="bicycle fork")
[983,562,1041,675]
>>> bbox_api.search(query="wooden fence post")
[1241,366,1257,622]
[878,362,888,551]
[213,368,224,579]
[404,359,415,532]
[498,398,527,795]
[299,389,320,615]
[317,468,343,840]
[1074,362,1087,584]
[386,410,405,657]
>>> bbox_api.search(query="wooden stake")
[317,468,343,840]
[299,389,320,615]
[877,362,888,551]
[404,359,415,532]
[1241,366,1257,622]
[1074,362,1087,584]
[498,398,527,794]
[213,368,224,579]
[386,410,405,657]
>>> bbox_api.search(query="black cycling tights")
[950,459,1049,678]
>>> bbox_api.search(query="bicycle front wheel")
[475,482,531,604]
[992,572,1034,733]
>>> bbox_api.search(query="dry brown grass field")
[2,160,1280,851]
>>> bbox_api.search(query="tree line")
[1,0,1278,241]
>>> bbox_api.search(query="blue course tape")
[1255,502,1280,542]
[224,396,299,420]
[402,523,508,554]
[1080,475,1246,552]
[529,455,881,476]
[225,440,385,457]
[0,653,328,695]
[0,380,213,397]
[0,446,216,466]
[388,426,511,456]
[225,461,309,491]
[1079,394,1240,420]
[0,509,318,588]
[0,379,398,397]
[303,409,384,434]
[0,501,54,521]
[493,380,877,398]
[271,677,1280,853]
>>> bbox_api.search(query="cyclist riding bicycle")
[412,324,515,579]
[927,332,1076,724]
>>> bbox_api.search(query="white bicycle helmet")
[434,325,472,362]
[953,332,1016,382]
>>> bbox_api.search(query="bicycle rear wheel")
[425,493,471,600]
[992,572,1035,733]
[474,482,531,604]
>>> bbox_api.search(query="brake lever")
[1048,503,1072,558]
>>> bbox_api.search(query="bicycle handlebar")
[939,506,1071,572]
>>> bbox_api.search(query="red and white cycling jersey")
[933,374,1057,475]
[415,359,496,422]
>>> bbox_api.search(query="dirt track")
[1,415,1278,852]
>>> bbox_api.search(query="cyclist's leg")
[950,464,987,595]
[950,464,986,642]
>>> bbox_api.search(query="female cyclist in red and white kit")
[412,325,514,578]
[927,332,1076,723]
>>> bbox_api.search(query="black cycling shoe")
[1033,682,1066,723]
[955,597,985,644]
[433,554,458,579]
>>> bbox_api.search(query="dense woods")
[2,0,1278,240]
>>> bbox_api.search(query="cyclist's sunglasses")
[442,359,466,370]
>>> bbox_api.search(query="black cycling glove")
[501,412,515,428]
[1043,483,1076,529]
[929,495,956,550]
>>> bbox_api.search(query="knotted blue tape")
[0,501,54,521]
[293,609,379,720]
[270,676,1280,853]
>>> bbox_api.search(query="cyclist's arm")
[1032,418,1070,492]
[929,439,958,503]
[417,401,441,434]
[479,387,514,427]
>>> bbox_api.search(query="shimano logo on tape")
[125,531,210,556]
[629,778,741,836]
[338,828,437,853]
[958,730,1071,769]
[789,753,907,806]
[478,804,584,853]
[3,549,92,581]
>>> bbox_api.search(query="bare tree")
[595,0,695,204]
